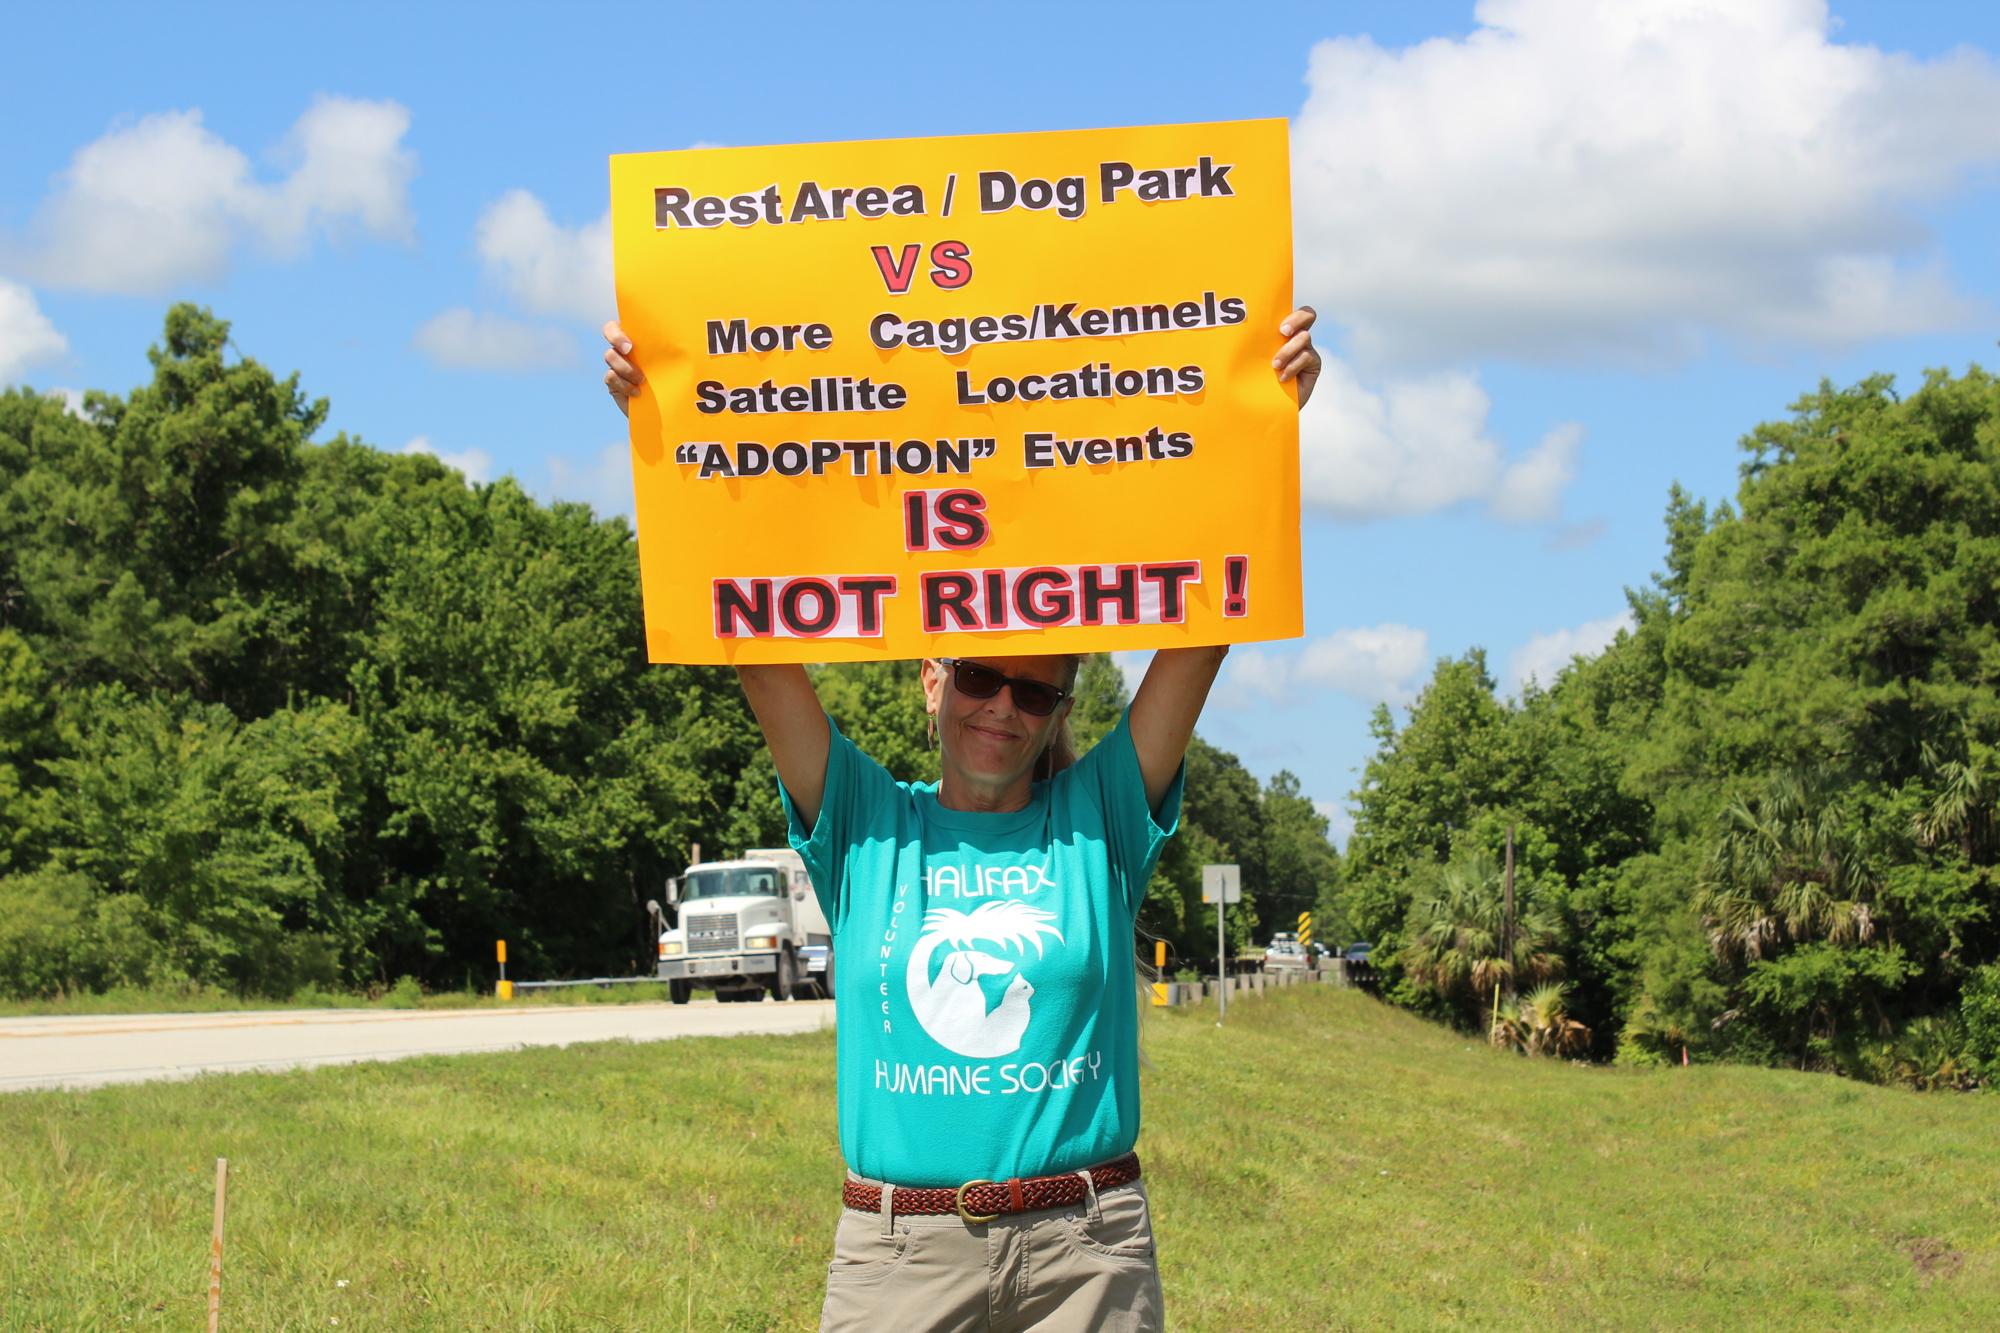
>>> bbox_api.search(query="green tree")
[0,628,60,872]
[0,308,769,995]
[349,479,757,981]
[1066,652,1129,751]
[1258,771,1342,940]
[0,309,333,710]
[37,689,362,993]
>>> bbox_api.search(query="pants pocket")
[825,1212,911,1285]
[1058,1185,1156,1267]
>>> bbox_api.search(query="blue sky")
[5,1,1999,845]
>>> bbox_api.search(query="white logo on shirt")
[907,901,1063,1058]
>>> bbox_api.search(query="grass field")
[4,986,1997,1331]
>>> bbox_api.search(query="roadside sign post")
[496,940,511,1001]
[1202,864,1241,1020]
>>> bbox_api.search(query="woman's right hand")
[603,321,644,418]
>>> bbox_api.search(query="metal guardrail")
[512,976,666,993]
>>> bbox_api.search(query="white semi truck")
[653,847,832,1003]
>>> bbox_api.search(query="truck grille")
[687,913,737,953]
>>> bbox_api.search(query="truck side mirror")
[793,888,806,901]
[663,879,679,906]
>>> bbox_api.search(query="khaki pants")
[820,1171,1164,1332]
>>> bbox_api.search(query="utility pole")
[1503,826,1516,1004]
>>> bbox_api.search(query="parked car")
[1264,932,1308,970]
[1341,942,1375,963]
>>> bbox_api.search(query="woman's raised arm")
[1128,646,1228,814]
[736,664,831,830]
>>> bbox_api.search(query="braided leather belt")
[842,1152,1142,1224]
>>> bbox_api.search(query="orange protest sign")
[610,119,1299,664]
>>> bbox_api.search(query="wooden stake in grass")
[684,1223,696,1333]
[208,1157,227,1333]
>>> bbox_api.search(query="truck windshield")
[683,867,782,900]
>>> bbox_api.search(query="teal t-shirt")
[784,708,1182,1188]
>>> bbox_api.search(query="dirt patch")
[1905,1237,1965,1287]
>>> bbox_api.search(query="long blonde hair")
[1032,655,1085,782]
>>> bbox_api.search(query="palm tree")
[1912,742,1996,868]
[1886,1015,1980,1092]
[1492,981,1593,1057]
[1692,767,1879,962]
[1399,852,1563,1021]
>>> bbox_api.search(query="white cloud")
[47,388,90,419]
[400,435,495,484]
[412,308,577,371]
[256,96,419,256]
[545,442,634,519]
[0,279,66,382]
[475,189,612,323]
[1222,648,1296,706]
[1292,0,2000,365]
[1507,609,1635,693]
[1487,421,1583,524]
[1299,359,1583,522]
[24,97,415,294]
[1314,800,1355,850]
[1221,624,1431,707]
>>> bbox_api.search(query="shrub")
[1959,964,2000,1077]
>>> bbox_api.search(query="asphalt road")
[0,999,836,1094]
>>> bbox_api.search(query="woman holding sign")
[604,312,1318,1331]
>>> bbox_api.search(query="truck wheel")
[819,950,836,1001]
[669,979,692,1005]
[767,948,799,1002]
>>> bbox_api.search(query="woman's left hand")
[602,320,644,418]
[1274,306,1321,408]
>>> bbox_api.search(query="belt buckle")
[955,1178,1000,1224]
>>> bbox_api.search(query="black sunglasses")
[937,659,1071,717]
